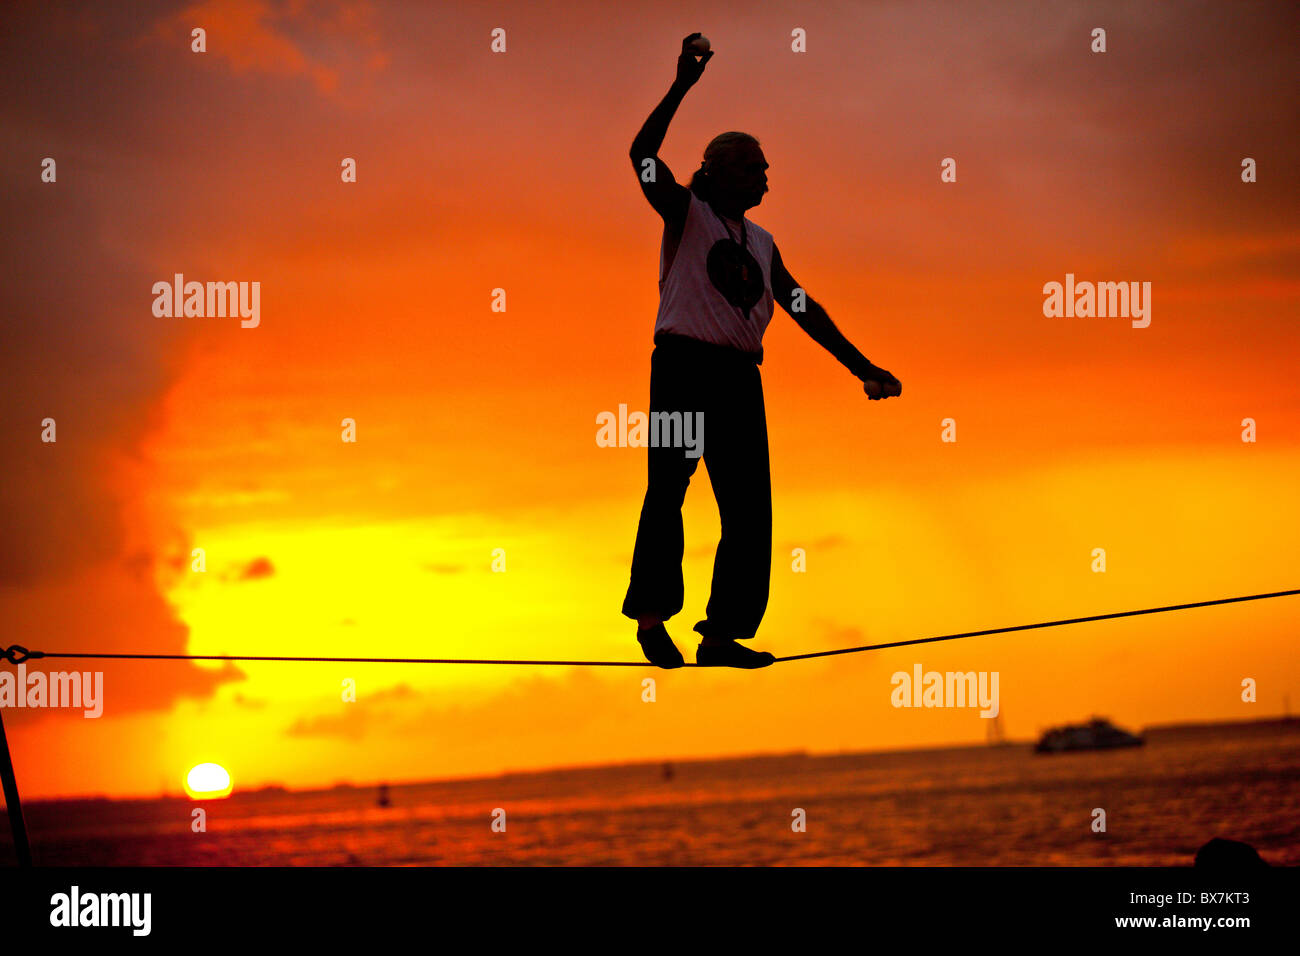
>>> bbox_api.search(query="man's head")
[689,132,769,213]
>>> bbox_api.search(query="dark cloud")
[0,1,390,718]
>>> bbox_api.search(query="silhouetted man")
[623,34,901,669]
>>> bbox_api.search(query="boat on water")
[1035,717,1143,754]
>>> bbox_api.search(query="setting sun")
[185,763,233,800]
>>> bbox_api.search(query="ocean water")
[6,720,1297,866]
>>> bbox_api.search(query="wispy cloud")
[149,0,388,98]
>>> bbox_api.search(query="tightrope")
[4,588,1296,668]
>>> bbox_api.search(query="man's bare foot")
[696,639,775,669]
[637,622,684,669]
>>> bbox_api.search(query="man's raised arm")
[629,34,712,226]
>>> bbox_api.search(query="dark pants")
[621,332,772,640]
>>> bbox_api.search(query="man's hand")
[861,366,902,400]
[675,33,713,89]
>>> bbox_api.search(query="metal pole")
[0,705,32,866]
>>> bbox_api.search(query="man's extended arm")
[771,243,902,397]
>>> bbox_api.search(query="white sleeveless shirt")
[654,191,775,354]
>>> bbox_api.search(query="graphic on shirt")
[705,238,764,318]
[654,192,774,352]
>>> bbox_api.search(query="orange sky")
[2,0,1298,800]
